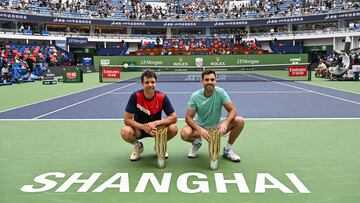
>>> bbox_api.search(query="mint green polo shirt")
[188,86,231,127]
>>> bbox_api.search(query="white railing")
[1,28,360,42]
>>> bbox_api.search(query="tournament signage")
[100,67,122,82]
[63,69,83,83]
[94,54,309,71]
[66,72,77,79]
[1,10,360,27]
[21,172,310,193]
[288,66,308,77]
[67,37,88,45]
[102,67,121,79]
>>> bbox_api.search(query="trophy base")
[209,159,218,170]
[157,157,166,169]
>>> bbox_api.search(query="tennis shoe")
[130,142,144,161]
[188,138,202,158]
[223,147,241,162]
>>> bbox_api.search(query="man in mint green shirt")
[181,69,245,162]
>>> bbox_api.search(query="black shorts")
[138,130,153,139]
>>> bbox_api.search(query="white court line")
[1,117,359,121]
[246,74,360,105]
[32,82,138,119]
[300,81,360,95]
[107,90,308,95]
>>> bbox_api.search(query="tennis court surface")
[1,72,359,203]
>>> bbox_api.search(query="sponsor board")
[66,72,77,79]
[102,67,121,79]
[100,59,110,66]
[63,69,83,83]
[288,66,308,77]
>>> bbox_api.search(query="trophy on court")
[155,127,168,168]
[208,128,221,170]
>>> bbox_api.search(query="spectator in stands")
[19,24,24,33]
[44,54,51,67]
[160,49,167,56]
[1,0,359,20]
[156,37,161,45]
[1,63,11,83]
[25,54,34,79]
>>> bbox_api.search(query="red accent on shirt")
[136,91,165,116]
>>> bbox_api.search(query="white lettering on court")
[21,172,310,193]
[177,173,209,193]
[21,172,65,193]
[255,173,293,193]
[56,173,101,192]
[214,173,250,193]
[135,173,172,193]
[93,173,129,192]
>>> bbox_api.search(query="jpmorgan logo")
[140,60,163,65]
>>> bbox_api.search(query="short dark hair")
[141,69,157,83]
[201,69,216,79]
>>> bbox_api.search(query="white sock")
[133,140,142,149]
[225,143,232,150]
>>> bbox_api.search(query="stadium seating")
[270,41,304,54]
[97,44,128,56]
[1,0,358,20]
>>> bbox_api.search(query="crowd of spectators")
[0,43,71,83]
[0,0,359,21]
[136,32,263,56]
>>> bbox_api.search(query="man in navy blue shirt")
[121,69,178,161]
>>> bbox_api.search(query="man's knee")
[229,116,245,131]
[180,126,192,141]
[235,116,245,127]
[168,124,178,135]
[120,126,134,139]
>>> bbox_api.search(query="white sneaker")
[188,138,202,158]
[130,142,144,161]
[223,147,241,162]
